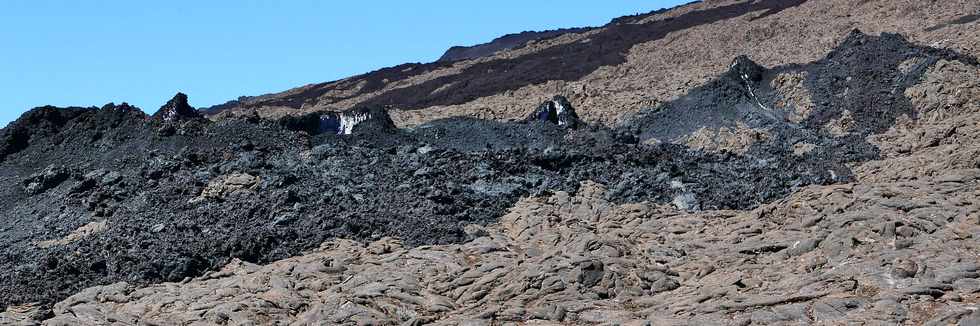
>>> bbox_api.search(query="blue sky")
[0,1,689,127]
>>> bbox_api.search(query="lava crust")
[0,31,978,318]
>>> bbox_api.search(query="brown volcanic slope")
[21,51,980,326]
[437,27,591,62]
[20,57,980,324]
[204,0,980,127]
[5,2,980,325]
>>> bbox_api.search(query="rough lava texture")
[4,41,980,325]
[623,30,978,161]
[528,95,581,129]
[2,1,980,325]
[280,106,398,136]
[28,171,980,325]
[151,93,201,123]
[0,86,852,312]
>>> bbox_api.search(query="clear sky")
[0,1,690,127]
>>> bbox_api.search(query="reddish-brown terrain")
[204,0,980,128]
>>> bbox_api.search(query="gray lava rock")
[150,92,201,122]
[22,165,70,195]
[892,258,919,279]
[318,106,397,135]
[201,173,261,200]
[672,192,700,211]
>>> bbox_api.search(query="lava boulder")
[319,107,397,135]
[151,93,202,123]
[22,165,71,195]
[728,55,765,83]
[528,95,581,128]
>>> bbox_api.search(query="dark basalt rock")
[0,106,95,163]
[528,95,581,128]
[728,55,765,83]
[0,92,845,309]
[0,124,29,163]
[22,165,71,195]
[623,29,977,167]
[279,107,397,136]
[151,93,201,122]
[319,107,396,135]
[1,31,977,312]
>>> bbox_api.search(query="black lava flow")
[0,30,976,310]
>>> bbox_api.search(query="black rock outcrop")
[151,92,201,122]
[319,107,397,135]
[623,30,977,165]
[22,165,71,195]
[528,95,581,128]
[278,106,398,139]
[728,55,765,83]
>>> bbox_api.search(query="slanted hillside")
[3,0,980,324]
[203,0,980,128]
[437,27,592,62]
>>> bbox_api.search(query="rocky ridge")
[202,0,980,128]
[437,27,592,63]
[151,93,202,123]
